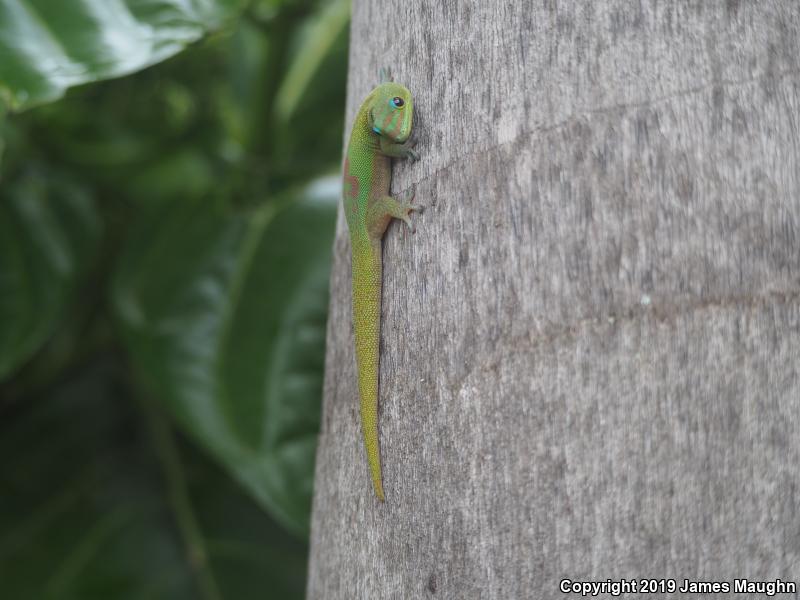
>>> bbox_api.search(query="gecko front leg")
[379,135,419,161]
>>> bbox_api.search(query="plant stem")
[143,399,222,600]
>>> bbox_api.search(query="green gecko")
[342,69,419,501]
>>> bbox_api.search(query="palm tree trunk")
[309,2,800,597]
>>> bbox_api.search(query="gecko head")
[369,82,414,143]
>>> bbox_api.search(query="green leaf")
[273,0,350,122]
[0,172,101,380]
[0,360,308,600]
[0,0,247,111]
[113,177,338,535]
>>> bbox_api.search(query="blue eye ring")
[390,96,405,108]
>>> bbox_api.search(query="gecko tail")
[358,342,386,500]
[364,427,385,501]
[352,240,386,501]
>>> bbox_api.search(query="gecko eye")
[391,96,405,108]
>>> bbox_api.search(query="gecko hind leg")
[367,191,420,238]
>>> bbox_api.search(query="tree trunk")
[308,2,800,598]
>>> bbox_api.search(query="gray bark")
[308,2,800,598]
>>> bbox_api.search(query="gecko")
[342,69,419,501]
